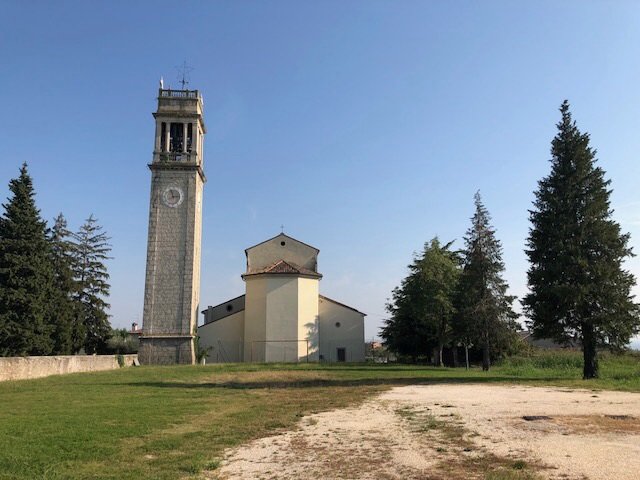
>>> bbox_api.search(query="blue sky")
[1,1,639,347]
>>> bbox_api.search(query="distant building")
[365,341,395,363]
[518,331,579,349]
[198,233,366,363]
[128,323,143,339]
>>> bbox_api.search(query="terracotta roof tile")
[244,259,322,278]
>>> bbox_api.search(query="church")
[198,233,366,363]
[137,85,365,364]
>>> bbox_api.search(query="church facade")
[198,233,366,363]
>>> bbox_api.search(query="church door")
[337,347,346,362]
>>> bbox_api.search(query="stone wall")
[0,354,138,382]
[138,337,194,365]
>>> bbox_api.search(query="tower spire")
[176,61,193,90]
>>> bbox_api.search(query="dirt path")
[212,385,640,479]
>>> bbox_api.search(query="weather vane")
[176,61,194,90]
[281,224,285,233]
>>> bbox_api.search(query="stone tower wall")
[139,89,205,365]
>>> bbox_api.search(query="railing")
[157,152,194,163]
[159,89,199,99]
[169,141,192,152]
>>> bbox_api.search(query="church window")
[187,123,193,152]
[335,322,341,328]
[226,304,233,312]
[280,241,286,246]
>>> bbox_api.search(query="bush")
[496,349,583,376]
[105,335,139,354]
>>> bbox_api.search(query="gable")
[245,233,319,274]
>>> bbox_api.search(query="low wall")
[0,354,138,382]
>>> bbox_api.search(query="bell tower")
[138,87,206,364]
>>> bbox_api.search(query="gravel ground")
[212,384,640,480]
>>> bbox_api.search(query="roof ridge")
[244,233,320,254]
[272,258,301,269]
[264,259,302,273]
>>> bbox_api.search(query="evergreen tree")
[381,238,459,364]
[49,214,79,354]
[381,250,433,362]
[0,164,55,356]
[454,192,517,371]
[523,101,639,379]
[72,215,112,354]
[419,238,460,366]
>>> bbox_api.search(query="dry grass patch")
[551,414,640,434]
[199,369,333,387]
[395,405,546,480]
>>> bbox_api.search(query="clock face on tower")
[162,186,184,208]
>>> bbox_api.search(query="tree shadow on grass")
[119,375,573,391]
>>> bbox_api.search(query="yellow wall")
[298,277,319,361]
[264,276,299,362]
[197,311,244,362]
[244,277,267,361]
[243,275,320,362]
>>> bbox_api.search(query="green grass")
[0,351,638,479]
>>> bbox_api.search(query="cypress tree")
[49,214,78,354]
[72,215,112,354]
[524,101,639,379]
[0,164,55,356]
[454,192,517,371]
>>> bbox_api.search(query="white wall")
[198,311,244,362]
[318,297,365,362]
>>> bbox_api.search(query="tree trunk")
[438,343,444,367]
[465,344,469,370]
[482,342,490,371]
[452,347,459,368]
[432,346,440,366]
[582,323,599,379]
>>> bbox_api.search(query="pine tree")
[0,164,55,356]
[49,214,79,354]
[524,101,639,379]
[454,192,517,371]
[72,215,112,354]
